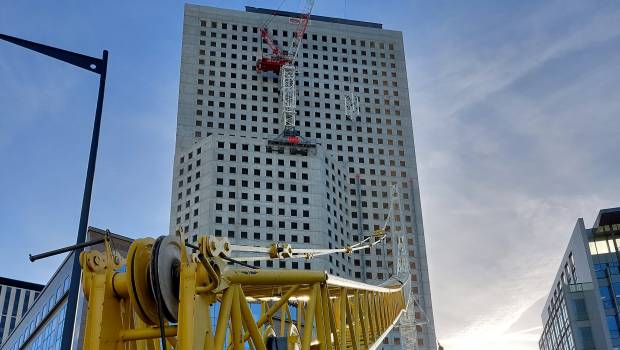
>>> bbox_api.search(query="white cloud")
[405,0,620,347]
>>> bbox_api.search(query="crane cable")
[221,190,398,262]
[258,0,288,60]
[263,0,287,28]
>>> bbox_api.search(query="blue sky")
[1,1,620,349]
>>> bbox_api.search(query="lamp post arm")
[0,33,104,74]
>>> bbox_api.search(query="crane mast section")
[280,64,297,133]
[345,92,361,119]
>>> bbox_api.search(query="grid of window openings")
[173,5,436,349]
[172,135,356,273]
[0,282,41,345]
[177,3,421,291]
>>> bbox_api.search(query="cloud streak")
[405,0,620,348]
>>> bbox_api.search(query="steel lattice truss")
[280,63,297,132]
[344,92,360,120]
[78,233,412,350]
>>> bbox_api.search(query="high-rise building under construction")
[170,4,436,349]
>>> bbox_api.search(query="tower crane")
[256,0,315,146]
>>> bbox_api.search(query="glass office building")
[0,228,132,350]
[539,207,620,350]
[0,278,43,345]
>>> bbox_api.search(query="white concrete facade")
[171,5,436,349]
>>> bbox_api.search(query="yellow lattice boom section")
[79,232,410,350]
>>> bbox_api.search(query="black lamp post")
[0,33,108,350]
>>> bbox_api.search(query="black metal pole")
[1,33,109,349]
[60,50,108,350]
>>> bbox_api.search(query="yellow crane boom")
[79,232,411,350]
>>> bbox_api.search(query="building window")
[607,315,619,338]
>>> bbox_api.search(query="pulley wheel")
[150,235,185,322]
[126,238,159,325]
